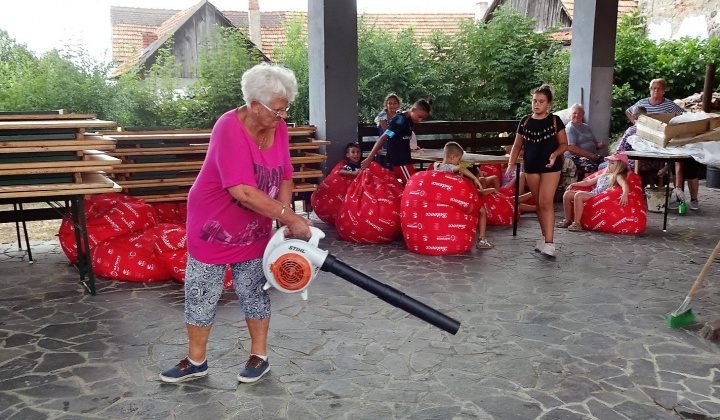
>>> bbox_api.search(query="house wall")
[639,0,720,39]
[141,5,232,79]
[173,7,232,78]
[492,0,572,31]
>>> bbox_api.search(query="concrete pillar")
[567,0,619,150]
[308,0,358,172]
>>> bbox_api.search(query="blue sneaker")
[159,357,208,383]
[237,355,270,383]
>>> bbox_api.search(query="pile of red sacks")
[58,194,199,283]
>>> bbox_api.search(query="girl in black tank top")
[518,114,565,173]
[504,85,568,257]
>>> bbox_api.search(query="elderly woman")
[625,78,685,123]
[159,63,312,384]
[564,104,606,173]
[626,78,698,210]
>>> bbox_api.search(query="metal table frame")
[0,195,96,294]
[624,151,694,232]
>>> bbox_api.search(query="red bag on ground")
[579,171,647,234]
[478,192,517,226]
[479,164,502,179]
[311,160,355,226]
[157,251,233,288]
[156,250,189,282]
[58,193,158,264]
[152,202,188,224]
[91,224,178,282]
[401,170,479,255]
[336,162,404,243]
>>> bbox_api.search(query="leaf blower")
[263,226,460,335]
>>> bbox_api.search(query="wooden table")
[0,181,121,295]
[0,112,120,294]
[410,149,522,236]
[624,151,695,232]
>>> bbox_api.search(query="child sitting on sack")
[436,141,496,249]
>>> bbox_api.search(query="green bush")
[1,11,718,132]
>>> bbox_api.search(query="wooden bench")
[358,120,520,160]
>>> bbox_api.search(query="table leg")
[13,203,22,249]
[17,203,33,262]
[513,164,520,236]
[663,162,670,232]
[72,196,96,295]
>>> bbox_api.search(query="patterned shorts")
[569,155,600,174]
[184,255,271,327]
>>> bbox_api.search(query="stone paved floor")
[2,183,720,419]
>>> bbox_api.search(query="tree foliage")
[610,12,720,134]
[446,7,557,120]
[0,9,718,134]
[273,16,310,125]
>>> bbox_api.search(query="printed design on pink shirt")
[198,219,267,246]
[198,164,285,247]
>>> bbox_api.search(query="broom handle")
[688,239,720,298]
[321,254,461,335]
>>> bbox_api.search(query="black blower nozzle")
[321,254,460,335]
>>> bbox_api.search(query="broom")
[668,239,720,328]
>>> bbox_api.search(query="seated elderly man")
[564,104,606,173]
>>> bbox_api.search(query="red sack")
[91,227,173,282]
[311,160,355,226]
[336,162,404,243]
[579,171,647,234]
[156,250,188,282]
[479,164,502,179]
[401,170,479,255]
[151,224,187,253]
[58,193,158,264]
[157,251,233,288]
[152,202,187,224]
[477,192,517,226]
[498,186,537,210]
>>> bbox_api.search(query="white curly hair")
[241,62,298,105]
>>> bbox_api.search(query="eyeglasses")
[258,101,290,118]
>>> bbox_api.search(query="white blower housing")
[262,226,328,300]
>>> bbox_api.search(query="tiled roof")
[112,1,208,76]
[223,11,307,60]
[113,23,159,65]
[561,0,639,19]
[110,6,179,26]
[360,13,474,48]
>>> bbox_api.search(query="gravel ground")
[0,203,62,244]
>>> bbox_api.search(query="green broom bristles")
[668,309,695,328]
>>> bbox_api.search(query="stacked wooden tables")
[101,126,328,207]
[288,126,328,209]
[0,111,121,294]
[99,128,211,203]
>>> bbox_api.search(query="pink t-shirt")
[186,109,293,264]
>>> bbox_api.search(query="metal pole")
[702,64,716,113]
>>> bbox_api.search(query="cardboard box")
[636,113,720,147]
